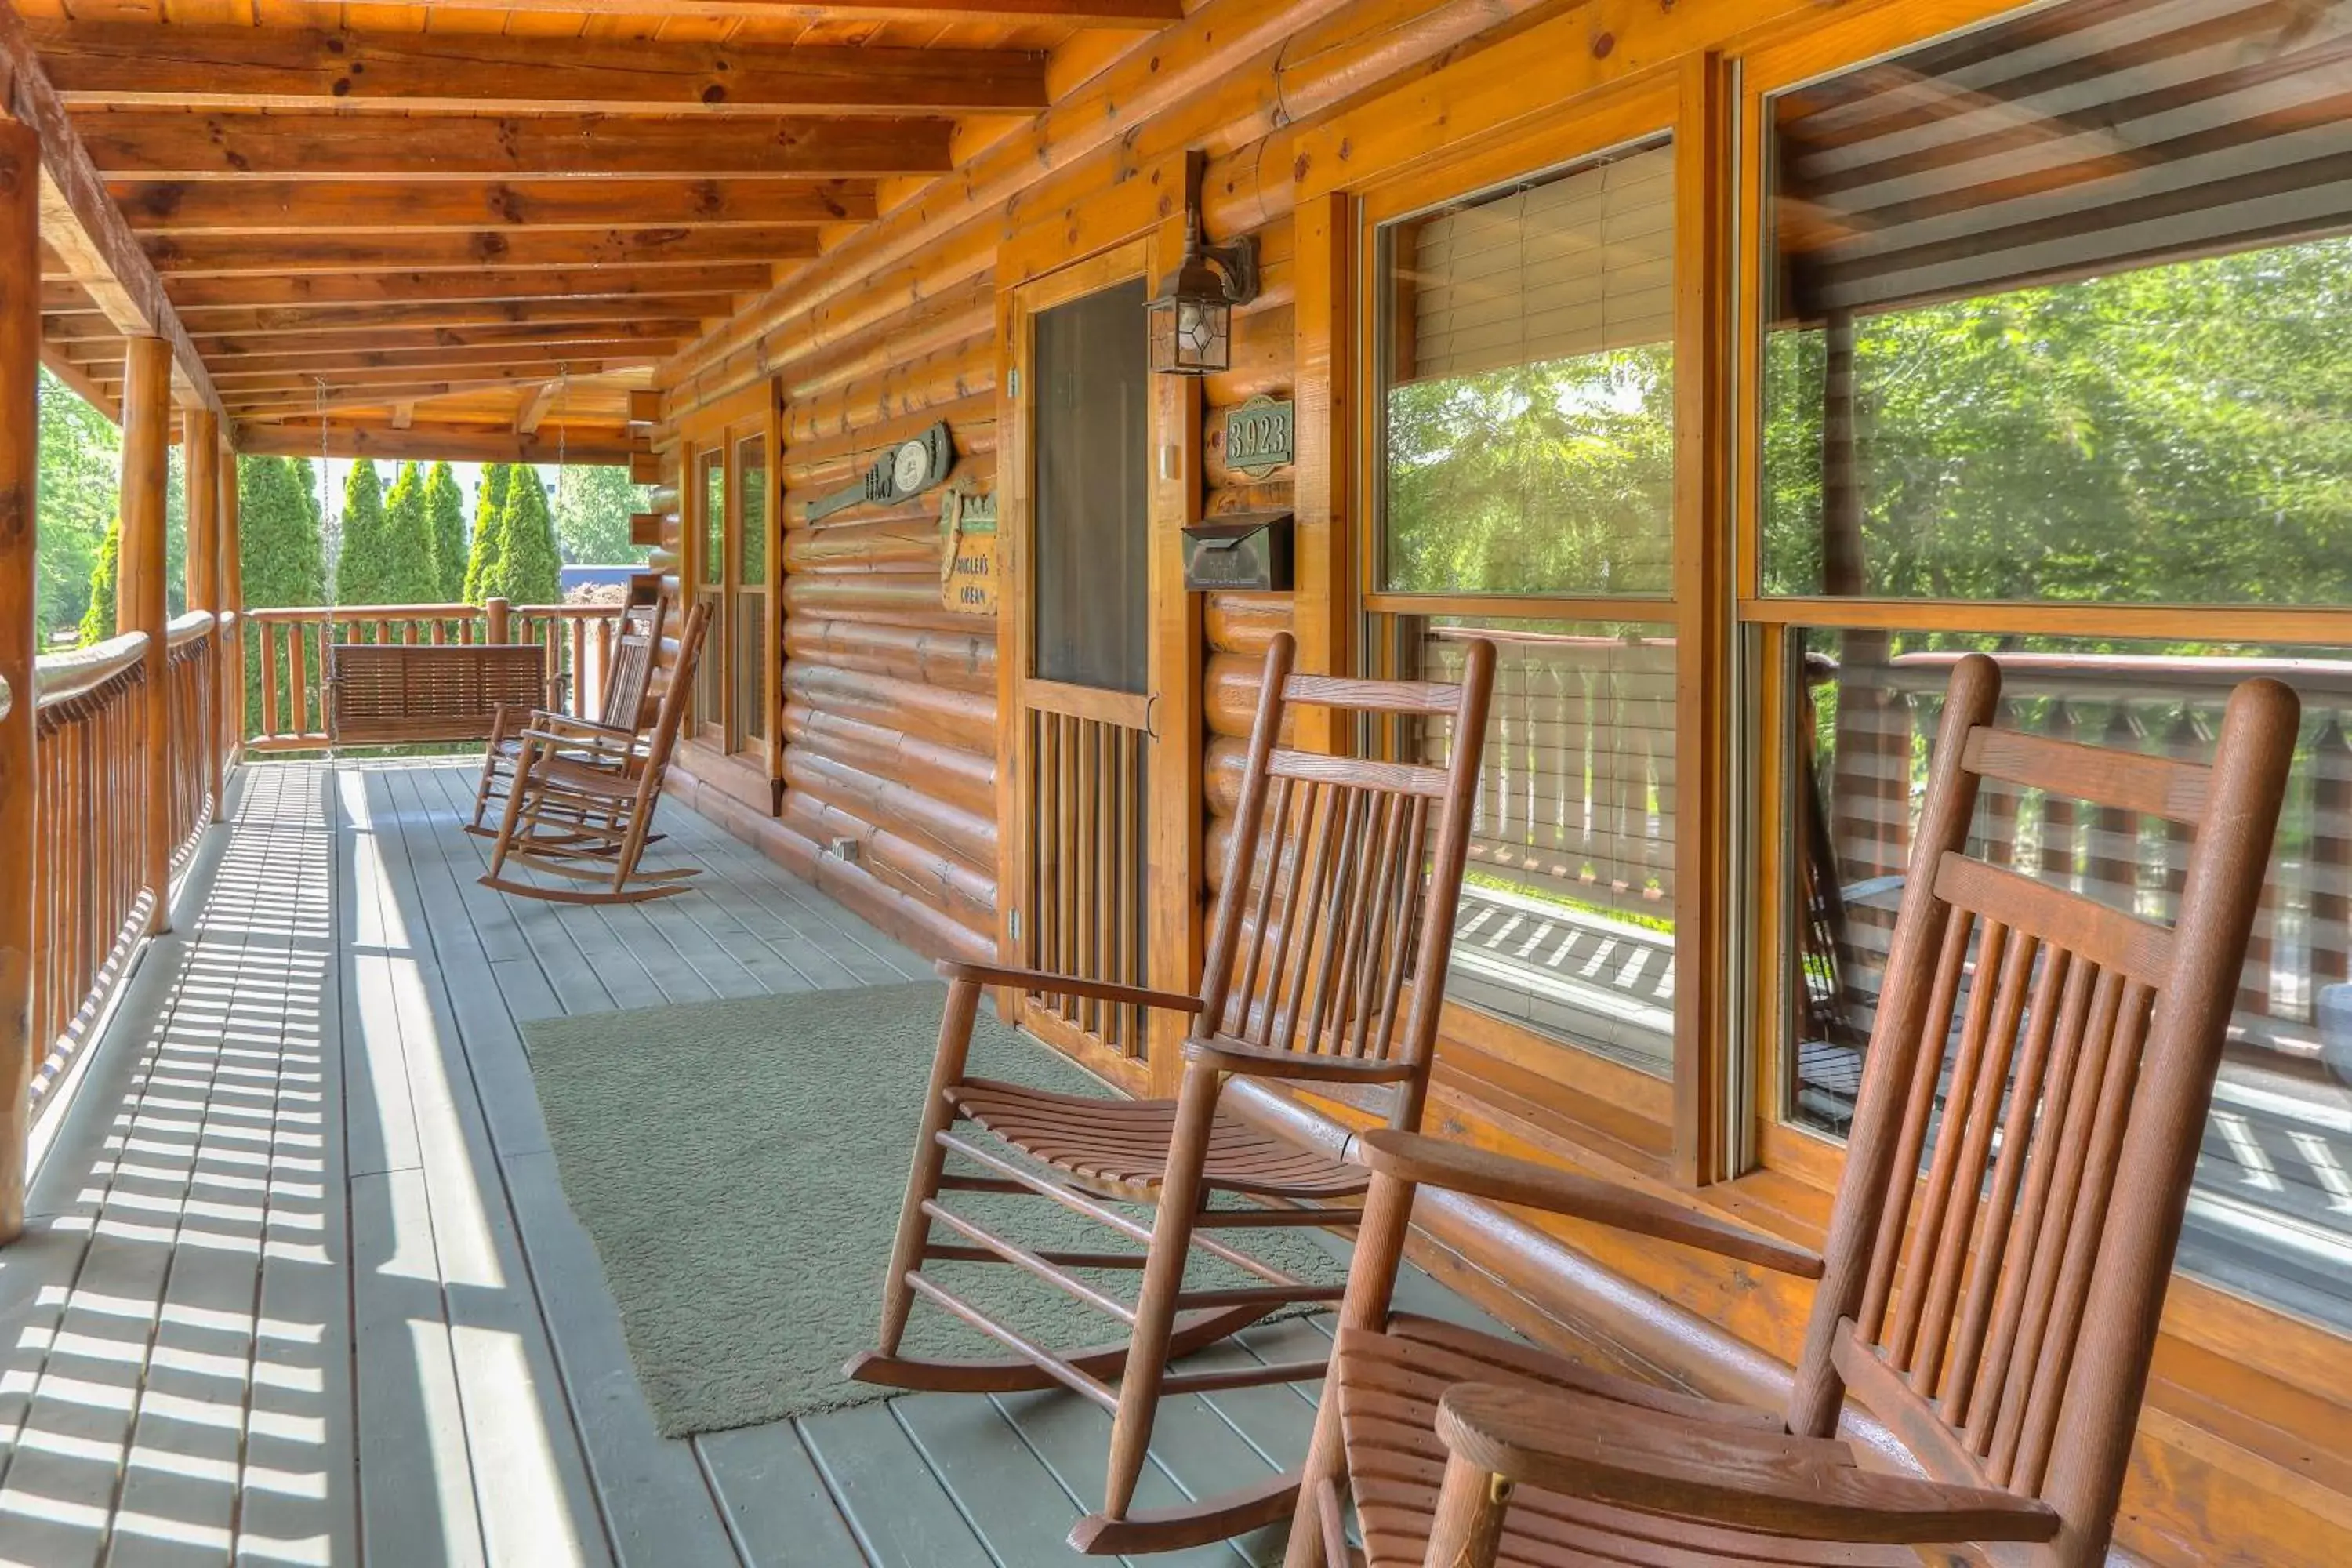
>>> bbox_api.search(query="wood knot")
[1592,31,1617,58]
[701,84,728,105]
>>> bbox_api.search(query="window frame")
[1314,67,1735,1179]
[677,380,781,775]
[1728,0,2352,1387]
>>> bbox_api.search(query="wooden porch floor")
[0,758,1501,1568]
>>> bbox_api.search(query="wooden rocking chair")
[479,601,710,906]
[1283,653,2298,1568]
[468,587,667,834]
[847,630,1496,1555]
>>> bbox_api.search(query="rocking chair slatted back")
[1197,635,1495,1130]
[1789,653,2298,1564]
[596,595,666,733]
[630,598,709,807]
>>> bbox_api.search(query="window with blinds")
[1401,140,1676,383]
[1377,136,1677,598]
[1368,134,1682,1075]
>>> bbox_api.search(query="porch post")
[219,438,242,785]
[186,407,222,823]
[119,336,172,935]
[0,118,42,1242]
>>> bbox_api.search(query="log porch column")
[118,336,172,935]
[186,407,222,822]
[0,118,41,1242]
[218,437,241,786]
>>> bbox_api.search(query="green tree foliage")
[463,462,514,604]
[36,368,120,644]
[551,464,652,564]
[77,520,121,647]
[238,456,328,735]
[1759,234,2352,612]
[1385,348,1674,597]
[332,458,394,604]
[423,460,468,600]
[492,467,562,605]
[378,462,441,604]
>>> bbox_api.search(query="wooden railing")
[165,611,218,866]
[1420,626,1678,926]
[242,599,630,750]
[1820,648,2352,1058]
[29,630,158,1110]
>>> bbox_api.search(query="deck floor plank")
[691,1423,866,1566]
[2,759,1506,1568]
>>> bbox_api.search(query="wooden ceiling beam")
[200,341,678,379]
[0,2,221,418]
[179,294,736,338]
[213,361,655,401]
[77,111,957,180]
[111,177,876,234]
[160,263,777,310]
[144,225,822,275]
[232,419,642,465]
[63,318,697,363]
[514,380,563,436]
[35,24,1049,115]
[225,376,597,416]
[298,0,1180,18]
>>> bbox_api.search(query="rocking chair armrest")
[1354,1130,1824,1279]
[933,959,1204,1014]
[527,710,637,741]
[518,724,640,759]
[1435,1382,2060,1546]
[1183,1035,1421,1085]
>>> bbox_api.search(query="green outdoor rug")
[522,980,1345,1438]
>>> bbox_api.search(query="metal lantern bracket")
[1147,148,1259,376]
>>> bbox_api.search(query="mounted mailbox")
[1182,510,1293,593]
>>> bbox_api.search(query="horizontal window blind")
[1403,140,1676,383]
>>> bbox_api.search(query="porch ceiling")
[8,0,1183,459]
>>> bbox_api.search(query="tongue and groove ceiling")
[18,0,1181,459]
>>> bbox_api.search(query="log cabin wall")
[651,2,2352,1563]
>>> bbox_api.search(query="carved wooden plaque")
[939,488,999,615]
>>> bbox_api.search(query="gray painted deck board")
[0,758,1493,1566]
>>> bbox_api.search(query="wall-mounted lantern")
[1146,150,1258,376]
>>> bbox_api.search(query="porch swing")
[320,377,554,748]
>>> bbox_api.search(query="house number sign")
[938,487,999,615]
[1222,396,1294,479]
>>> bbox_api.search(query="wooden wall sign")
[939,488,998,614]
[1221,395,1294,478]
[807,419,955,523]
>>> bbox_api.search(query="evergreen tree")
[423,460,468,600]
[77,520,121,648]
[379,461,441,603]
[463,462,514,603]
[551,464,652,564]
[493,466,562,606]
[332,458,391,604]
[238,456,328,735]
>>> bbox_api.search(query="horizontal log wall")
[654,1,2351,1562]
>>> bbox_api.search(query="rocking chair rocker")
[848,630,1496,1555]
[1283,653,2298,1568]
[480,600,710,906]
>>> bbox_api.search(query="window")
[694,448,724,735]
[733,432,768,751]
[1379,139,1676,599]
[1369,132,1682,1076]
[1751,0,2352,1331]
